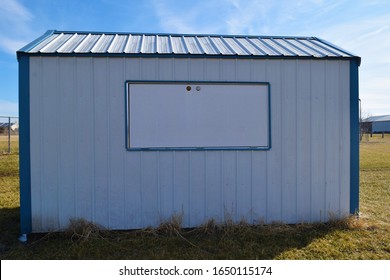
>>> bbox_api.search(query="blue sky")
[0,0,389,116]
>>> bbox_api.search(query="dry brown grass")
[65,218,105,242]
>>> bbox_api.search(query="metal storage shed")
[363,115,390,133]
[17,30,361,234]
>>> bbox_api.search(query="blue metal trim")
[18,55,32,234]
[350,60,360,214]
[268,83,272,149]
[124,81,129,149]
[127,147,271,151]
[125,80,271,151]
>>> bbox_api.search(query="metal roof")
[364,115,390,122]
[18,30,360,64]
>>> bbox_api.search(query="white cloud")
[150,0,223,34]
[0,35,28,54]
[221,0,349,35]
[315,13,390,115]
[312,0,346,17]
[0,0,34,55]
[0,100,18,117]
[0,0,32,20]
[315,13,390,53]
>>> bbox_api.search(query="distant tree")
[360,110,372,141]
[360,110,372,122]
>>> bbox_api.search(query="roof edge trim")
[316,37,361,66]
[17,30,56,59]
[18,51,361,64]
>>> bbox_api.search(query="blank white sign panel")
[128,83,269,149]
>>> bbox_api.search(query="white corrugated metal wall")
[29,57,350,232]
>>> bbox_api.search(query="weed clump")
[155,214,183,236]
[327,215,376,231]
[65,218,105,242]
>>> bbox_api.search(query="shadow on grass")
[0,213,361,259]
[0,207,20,255]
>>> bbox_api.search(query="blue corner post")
[18,54,32,235]
[350,60,359,215]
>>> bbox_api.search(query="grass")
[0,135,19,154]
[0,134,389,259]
[0,136,20,255]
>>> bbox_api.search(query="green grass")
[0,136,20,255]
[0,135,19,154]
[0,135,389,259]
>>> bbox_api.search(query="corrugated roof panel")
[140,35,156,53]
[107,35,128,53]
[57,34,87,53]
[223,37,250,55]
[91,34,115,53]
[310,39,349,57]
[303,39,338,57]
[156,35,171,53]
[40,34,73,53]
[249,38,280,55]
[210,37,234,55]
[29,33,60,53]
[183,36,202,54]
[236,37,266,55]
[194,37,207,54]
[18,31,360,65]
[232,37,257,55]
[293,39,326,57]
[273,38,310,56]
[262,38,296,56]
[124,35,142,53]
[74,34,101,53]
[285,39,319,57]
[197,37,218,54]
[170,36,187,54]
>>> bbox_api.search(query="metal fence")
[0,116,19,154]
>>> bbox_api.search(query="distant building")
[0,121,19,133]
[362,115,390,133]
